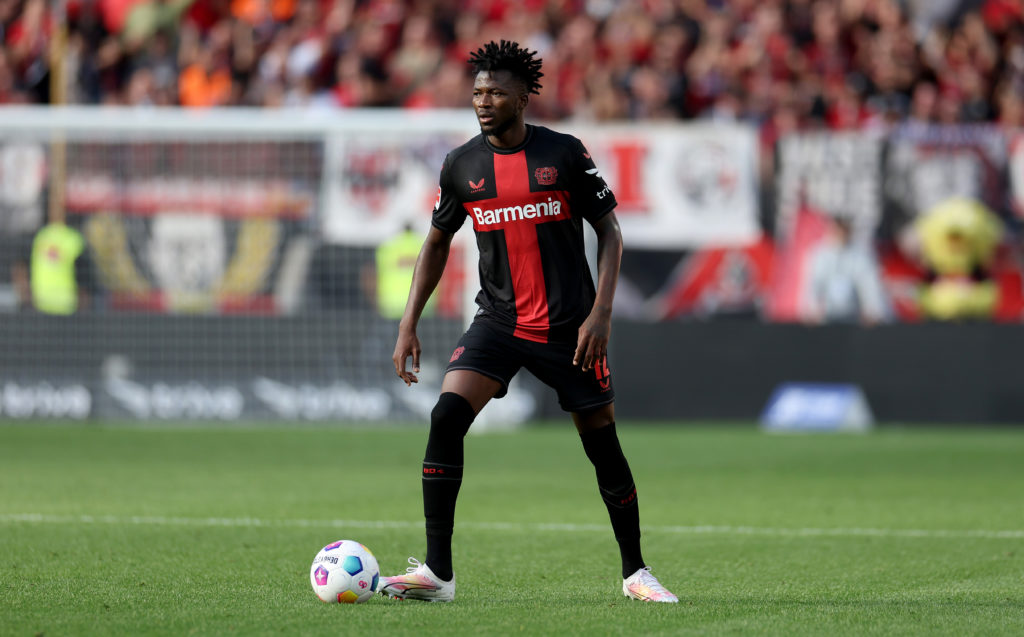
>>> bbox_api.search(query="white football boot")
[378,557,455,602]
[622,566,679,603]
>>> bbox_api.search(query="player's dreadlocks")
[468,40,544,95]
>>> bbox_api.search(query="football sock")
[579,423,646,579]
[422,392,476,582]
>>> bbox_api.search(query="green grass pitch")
[1,423,1023,636]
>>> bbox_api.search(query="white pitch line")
[2,513,1023,540]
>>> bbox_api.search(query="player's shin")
[422,392,476,582]
[580,423,646,578]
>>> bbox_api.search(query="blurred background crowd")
[1,0,1022,129]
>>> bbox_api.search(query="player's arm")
[393,225,455,385]
[574,211,622,372]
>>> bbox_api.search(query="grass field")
[1,422,1023,636]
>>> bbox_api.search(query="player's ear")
[518,90,529,111]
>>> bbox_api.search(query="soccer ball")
[309,540,380,603]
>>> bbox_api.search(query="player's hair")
[468,40,544,95]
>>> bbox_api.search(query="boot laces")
[404,556,424,574]
[636,567,670,594]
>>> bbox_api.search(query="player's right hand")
[393,330,421,386]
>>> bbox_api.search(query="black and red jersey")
[432,125,617,344]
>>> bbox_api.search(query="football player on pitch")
[379,40,677,604]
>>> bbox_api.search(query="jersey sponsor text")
[470,195,564,227]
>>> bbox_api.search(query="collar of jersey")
[483,124,534,154]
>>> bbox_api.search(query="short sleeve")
[570,137,617,223]
[430,155,466,234]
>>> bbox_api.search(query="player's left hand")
[393,327,421,386]
[574,307,611,371]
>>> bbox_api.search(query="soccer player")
[379,40,677,604]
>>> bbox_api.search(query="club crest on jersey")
[471,197,563,227]
[534,166,558,185]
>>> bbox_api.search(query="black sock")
[423,462,460,582]
[580,423,646,578]
[422,392,475,582]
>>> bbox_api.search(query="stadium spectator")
[372,222,432,320]
[0,47,28,103]
[120,0,194,53]
[178,43,232,106]
[388,12,443,103]
[802,215,890,325]
[26,219,88,315]
[996,80,1024,128]
[907,79,939,127]
[4,0,51,102]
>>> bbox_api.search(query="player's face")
[472,70,527,138]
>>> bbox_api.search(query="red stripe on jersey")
[493,151,549,343]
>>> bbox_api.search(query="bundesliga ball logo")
[309,540,380,604]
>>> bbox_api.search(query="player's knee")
[430,392,476,439]
[573,405,615,434]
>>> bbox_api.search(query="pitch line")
[2,513,1023,540]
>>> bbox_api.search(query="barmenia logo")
[471,196,563,226]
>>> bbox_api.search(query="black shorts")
[445,319,614,413]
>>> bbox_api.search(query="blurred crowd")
[1,0,1022,129]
